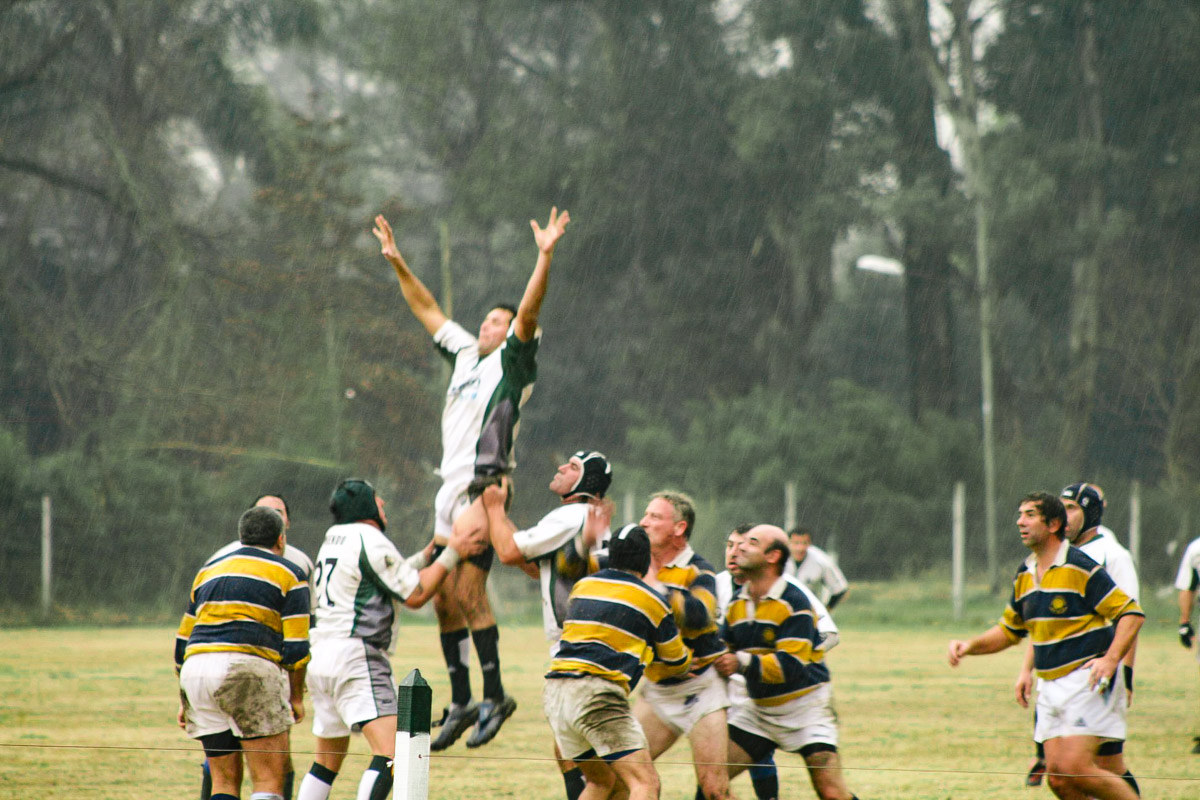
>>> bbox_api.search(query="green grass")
[0,589,1197,799]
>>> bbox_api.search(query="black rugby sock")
[1122,770,1139,796]
[296,763,337,800]
[440,628,472,705]
[562,767,585,800]
[472,625,505,700]
[358,754,393,800]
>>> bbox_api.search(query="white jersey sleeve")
[513,503,589,562]
[1175,537,1200,592]
[788,577,840,652]
[432,319,477,358]
[1079,527,1138,601]
[715,571,736,619]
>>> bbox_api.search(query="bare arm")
[1015,641,1035,708]
[1084,612,1144,690]
[373,214,448,336]
[288,666,306,723]
[948,624,1013,666]
[1180,588,1197,627]
[402,523,486,608]
[513,207,570,342]
[482,483,525,566]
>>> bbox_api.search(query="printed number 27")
[312,557,339,607]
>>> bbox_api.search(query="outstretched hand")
[373,214,403,263]
[531,207,571,254]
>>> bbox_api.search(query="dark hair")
[731,523,753,536]
[1020,492,1067,538]
[788,526,813,540]
[651,490,697,539]
[490,303,518,319]
[239,506,284,548]
[765,538,791,573]
[253,493,290,518]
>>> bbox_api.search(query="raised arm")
[372,214,448,336]
[513,207,570,342]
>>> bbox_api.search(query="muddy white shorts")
[180,652,292,740]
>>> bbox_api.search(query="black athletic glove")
[1181,622,1195,649]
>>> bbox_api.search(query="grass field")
[2,583,1199,799]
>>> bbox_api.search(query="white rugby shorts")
[434,480,472,538]
[1033,668,1126,744]
[307,637,398,738]
[727,682,839,753]
[544,675,647,761]
[179,652,292,740]
[639,667,729,735]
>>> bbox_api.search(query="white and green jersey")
[433,320,539,486]
[309,522,420,654]
[511,501,605,653]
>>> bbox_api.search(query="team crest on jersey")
[762,628,776,645]
[1049,596,1068,615]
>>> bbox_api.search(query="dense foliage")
[2,0,1197,612]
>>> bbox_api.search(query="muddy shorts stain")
[213,657,291,739]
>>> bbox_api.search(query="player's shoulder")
[687,550,717,575]
[1184,536,1200,561]
[540,502,589,526]
[1065,545,1101,571]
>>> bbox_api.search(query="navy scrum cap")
[608,523,651,576]
[1061,482,1105,533]
[565,450,612,500]
[330,478,385,531]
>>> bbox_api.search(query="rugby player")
[715,525,855,800]
[1018,483,1141,792]
[784,527,848,611]
[634,491,735,800]
[948,492,1143,800]
[480,451,613,799]
[176,506,310,800]
[544,524,692,800]
[372,208,569,749]
[198,494,314,800]
[295,479,484,800]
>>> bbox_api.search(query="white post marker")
[952,482,965,621]
[395,669,432,800]
[784,481,796,533]
[41,494,52,616]
[1128,479,1141,569]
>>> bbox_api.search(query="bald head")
[738,524,791,578]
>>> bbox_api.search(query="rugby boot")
[1025,758,1046,786]
[465,693,517,748]
[430,701,479,751]
[1192,736,1200,754]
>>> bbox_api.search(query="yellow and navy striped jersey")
[1000,540,1143,680]
[723,576,833,706]
[547,568,691,693]
[646,546,724,683]
[175,545,310,672]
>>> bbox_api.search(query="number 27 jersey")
[309,521,420,653]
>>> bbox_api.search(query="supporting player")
[481,451,613,800]
[1019,483,1141,792]
[1174,526,1200,753]
[372,207,570,749]
[711,525,779,800]
[784,527,849,610]
[177,506,310,800]
[948,492,1143,800]
[198,494,314,800]
[635,491,737,800]
[715,525,856,800]
[544,525,693,800]
[296,479,484,800]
